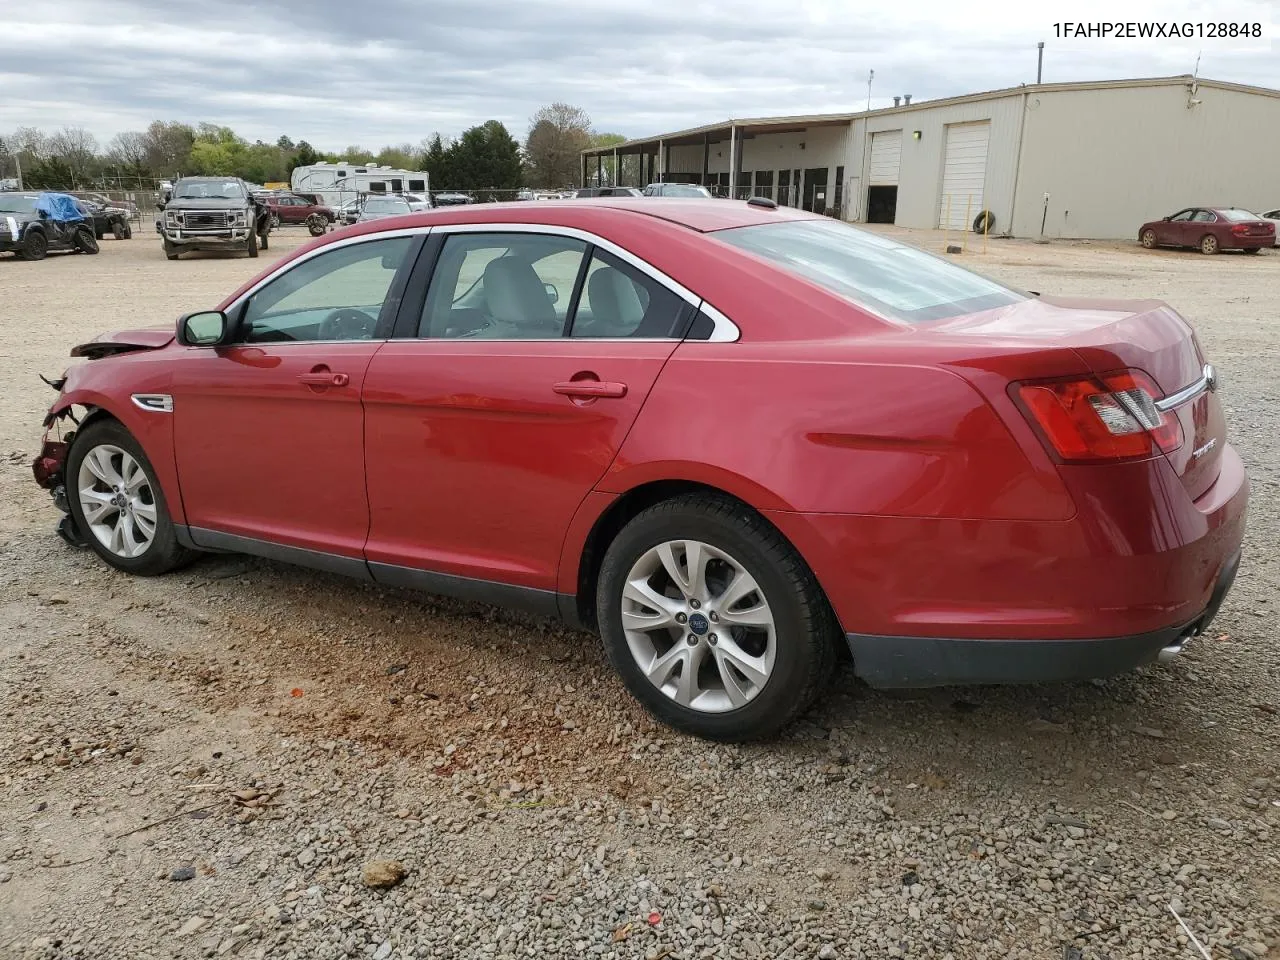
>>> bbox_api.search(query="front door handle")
[553,380,627,399]
[298,370,349,387]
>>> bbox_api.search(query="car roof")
[335,198,819,233]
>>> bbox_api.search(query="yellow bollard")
[962,196,972,253]
[983,205,990,255]
[943,195,952,251]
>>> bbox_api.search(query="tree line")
[0,103,629,194]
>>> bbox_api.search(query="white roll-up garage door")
[937,121,990,229]
[868,130,902,186]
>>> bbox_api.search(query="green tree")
[293,140,320,169]
[143,121,195,177]
[444,121,522,196]
[188,140,238,176]
[376,143,417,170]
[420,133,452,187]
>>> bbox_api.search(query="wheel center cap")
[688,613,710,636]
[112,493,128,508]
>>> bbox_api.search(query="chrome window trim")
[1154,364,1217,413]
[223,226,432,319]
[421,222,740,343]
[131,393,174,413]
[221,221,741,344]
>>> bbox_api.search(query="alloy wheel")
[619,539,776,713]
[77,444,158,558]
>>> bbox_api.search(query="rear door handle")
[298,371,349,387]
[553,380,627,399]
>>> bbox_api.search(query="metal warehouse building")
[582,75,1280,240]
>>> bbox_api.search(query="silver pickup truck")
[157,177,271,260]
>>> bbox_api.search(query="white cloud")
[0,0,1273,146]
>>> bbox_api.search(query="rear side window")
[713,218,1025,323]
[570,249,689,338]
[1219,208,1260,222]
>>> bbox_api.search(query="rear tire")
[596,494,837,742]
[112,221,126,240]
[1140,229,1157,249]
[246,230,259,258]
[18,230,48,261]
[66,419,194,576]
[259,230,269,251]
[1199,234,1219,255]
[122,222,132,240]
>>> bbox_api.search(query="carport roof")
[582,74,1280,157]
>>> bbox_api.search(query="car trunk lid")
[928,295,1225,500]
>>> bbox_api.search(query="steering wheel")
[318,308,376,341]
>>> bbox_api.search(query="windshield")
[649,184,711,198]
[0,195,39,214]
[1219,208,1261,223]
[363,197,409,213]
[714,218,1026,323]
[174,179,245,199]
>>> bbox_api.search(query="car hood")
[70,326,175,360]
[166,197,249,210]
[1,211,38,228]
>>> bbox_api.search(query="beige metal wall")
[664,125,855,212]
[1012,83,1280,239]
[846,93,1024,230]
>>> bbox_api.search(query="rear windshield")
[713,218,1026,323]
[1218,208,1261,222]
[364,197,409,212]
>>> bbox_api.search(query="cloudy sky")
[1,0,1274,149]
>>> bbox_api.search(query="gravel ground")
[1,227,1277,960]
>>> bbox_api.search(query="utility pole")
[1036,42,1044,83]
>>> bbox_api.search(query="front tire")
[1140,229,1157,249]
[19,230,48,261]
[66,419,193,576]
[164,240,180,260]
[1200,234,1219,255]
[112,221,126,240]
[73,228,99,255]
[246,230,259,258]
[596,494,837,741]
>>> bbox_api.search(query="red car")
[32,199,1247,741]
[1139,207,1274,254]
[261,193,333,236]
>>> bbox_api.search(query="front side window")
[1191,210,1217,223]
[1168,210,1194,222]
[240,236,412,343]
[571,249,688,338]
[714,218,1024,324]
[420,232,587,339]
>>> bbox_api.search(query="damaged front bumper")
[33,413,88,547]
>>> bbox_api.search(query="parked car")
[356,195,414,222]
[575,186,644,198]
[1261,208,1280,246]
[642,183,713,198]
[403,193,433,212]
[31,200,1246,742]
[432,192,475,206]
[336,198,362,225]
[158,177,271,260]
[0,192,99,260]
[259,193,333,236]
[1138,207,1274,254]
[73,198,133,240]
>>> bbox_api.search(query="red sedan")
[32,199,1247,741]
[1139,206,1274,254]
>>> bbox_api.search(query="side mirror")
[544,282,559,304]
[1163,216,1171,221]
[178,310,229,347]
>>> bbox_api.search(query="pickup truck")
[157,177,271,260]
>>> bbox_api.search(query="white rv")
[289,162,431,209]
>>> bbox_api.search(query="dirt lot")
[1,226,1277,960]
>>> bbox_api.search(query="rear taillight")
[1013,370,1183,462]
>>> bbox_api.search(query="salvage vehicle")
[31,199,1247,741]
[0,192,99,260]
[157,177,271,260]
[73,198,133,240]
[259,193,333,236]
[1138,207,1274,254]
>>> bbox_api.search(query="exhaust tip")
[1157,629,1197,663]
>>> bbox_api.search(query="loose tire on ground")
[595,493,838,741]
[972,210,996,234]
[307,214,327,237]
[65,419,195,577]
